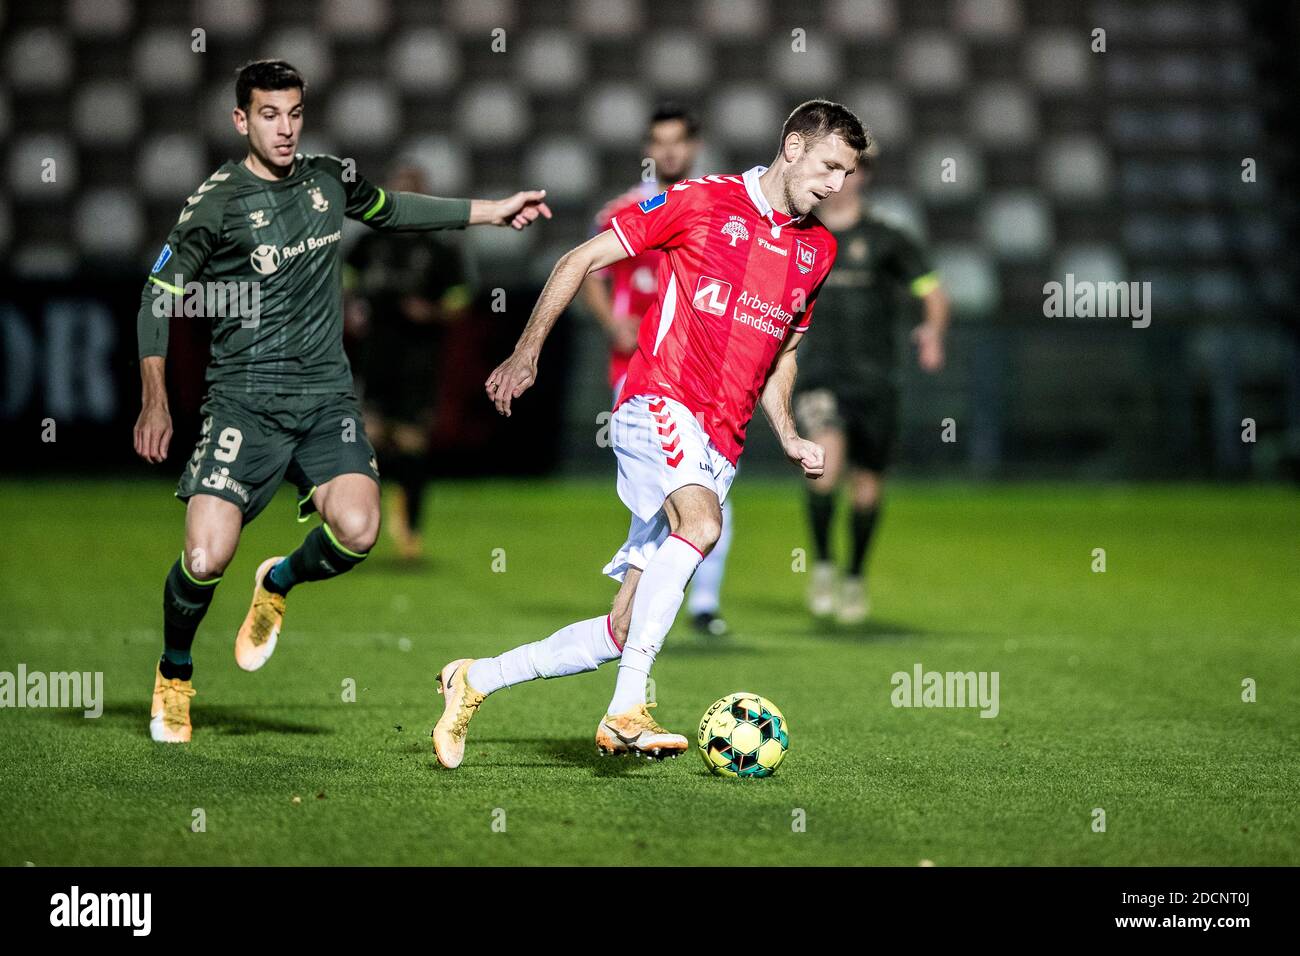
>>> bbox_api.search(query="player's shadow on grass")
[495,596,614,620]
[767,617,930,643]
[659,635,757,657]
[365,553,435,574]
[477,736,673,777]
[67,703,332,737]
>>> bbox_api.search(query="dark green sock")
[264,525,368,596]
[161,555,221,680]
[808,491,835,562]
[849,505,881,578]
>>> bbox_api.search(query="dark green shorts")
[177,391,379,524]
[794,384,899,473]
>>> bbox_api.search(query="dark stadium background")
[0,0,1296,481]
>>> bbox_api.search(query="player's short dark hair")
[235,60,306,111]
[780,99,870,156]
[648,103,701,140]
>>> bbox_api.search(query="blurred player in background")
[133,60,550,743]
[581,105,735,637]
[345,162,476,561]
[794,144,950,624]
[433,101,869,767]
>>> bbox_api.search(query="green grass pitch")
[0,478,1296,866]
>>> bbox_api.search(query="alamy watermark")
[151,277,263,328]
[1043,273,1151,328]
[49,886,150,935]
[0,664,103,718]
[891,663,999,718]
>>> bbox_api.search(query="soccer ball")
[698,692,789,778]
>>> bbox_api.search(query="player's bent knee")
[680,515,722,555]
[852,473,883,509]
[328,508,379,554]
[181,540,235,579]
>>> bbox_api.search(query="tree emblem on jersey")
[721,216,750,247]
[250,243,281,276]
[309,186,329,213]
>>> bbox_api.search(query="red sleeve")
[608,187,694,257]
[793,287,819,333]
[793,235,837,333]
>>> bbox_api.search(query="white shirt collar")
[741,165,805,233]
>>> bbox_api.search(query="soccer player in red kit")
[583,104,735,637]
[433,101,870,765]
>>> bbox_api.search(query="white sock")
[687,497,732,615]
[468,615,621,696]
[608,534,703,713]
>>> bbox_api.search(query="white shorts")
[602,394,736,582]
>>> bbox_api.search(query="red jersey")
[593,183,663,388]
[609,166,837,464]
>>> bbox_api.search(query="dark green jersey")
[137,154,471,395]
[797,209,937,392]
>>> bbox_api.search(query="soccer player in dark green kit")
[793,144,950,625]
[135,61,551,742]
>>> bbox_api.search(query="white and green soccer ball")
[698,692,789,778]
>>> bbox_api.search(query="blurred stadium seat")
[0,0,1293,479]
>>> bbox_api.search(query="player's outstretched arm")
[133,355,173,464]
[468,191,553,230]
[486,229,628,416]
[760,334,825,479]
[911,283,951,373]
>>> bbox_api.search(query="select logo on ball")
[698,692,789,778]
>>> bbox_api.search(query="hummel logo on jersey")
[721,216,750,247]
[794,238,817,274]
[693,276,732,316]
[757,236,787,256]
[248,210,270,229]
[309,187,329,213]
[638,191,667,214]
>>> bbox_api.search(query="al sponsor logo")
[692,276,732,316]
[249,230,343,275]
